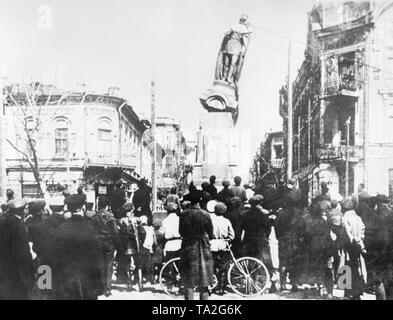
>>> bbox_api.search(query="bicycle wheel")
[159,257,182,297]
[228,257,270,297]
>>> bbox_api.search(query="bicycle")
[159,241,270,298]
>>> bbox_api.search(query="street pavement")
[99,283,377,300]
[99,283,309,300]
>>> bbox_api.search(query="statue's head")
[239,13,248,24]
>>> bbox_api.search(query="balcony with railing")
[270,158,285,169]
[316,144,363,162]
[323,77,361,97]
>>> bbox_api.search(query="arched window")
[55,118,69,157]
[97,118,113,155]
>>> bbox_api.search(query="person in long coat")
[132,179,152,225]
[341,198,367,299]
[240,195,271,262]
[179,191,214,300]
[110,180,127,219]
[90,195,118,297]
[224,196,243,258]
[206,175,218,200]
[52,194,105,300]
[0,199,35,300]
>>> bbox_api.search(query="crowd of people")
[0,175,393,300]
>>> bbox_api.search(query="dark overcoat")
[51,215,105,300]
[179,204,214,288]
[240,206,271,259]
[0,214,35,300]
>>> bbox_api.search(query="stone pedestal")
[193,112,251,186]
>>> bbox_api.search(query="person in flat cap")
[240,194,271,260]
[210,202,234,294]
[179,186,214,300]
[24,199,52,270]
[90,195,118,297]
[162,202,181,261]
[217,180,235,204]
[0,198,35,299]
[51,194,105,299]
[341,198,367,299]
[248,194,264,206]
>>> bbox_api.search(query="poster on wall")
[98,186,107,195]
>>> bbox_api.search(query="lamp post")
[151,80,157,212]
[345,116,351,198]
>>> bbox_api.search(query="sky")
[0,0,318,147]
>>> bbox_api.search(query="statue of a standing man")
[215,14,252,85]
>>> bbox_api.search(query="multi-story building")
[280,1,393,200]
[4,82,153,198]
[155,116,189,189]
[264,131,285,170]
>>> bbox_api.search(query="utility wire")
[251,22,393,77]
[251,37,368,88]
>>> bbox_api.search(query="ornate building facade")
[155,116,190,190]
[280,1,393,200]
[4,83,153,198]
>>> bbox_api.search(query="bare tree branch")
[5,138,34,169]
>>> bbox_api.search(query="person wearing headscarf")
[341,198,367,299]
[164,186,181,214]
[299,198,332,297]
[216,180,235,204]
[179,190,214,300]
